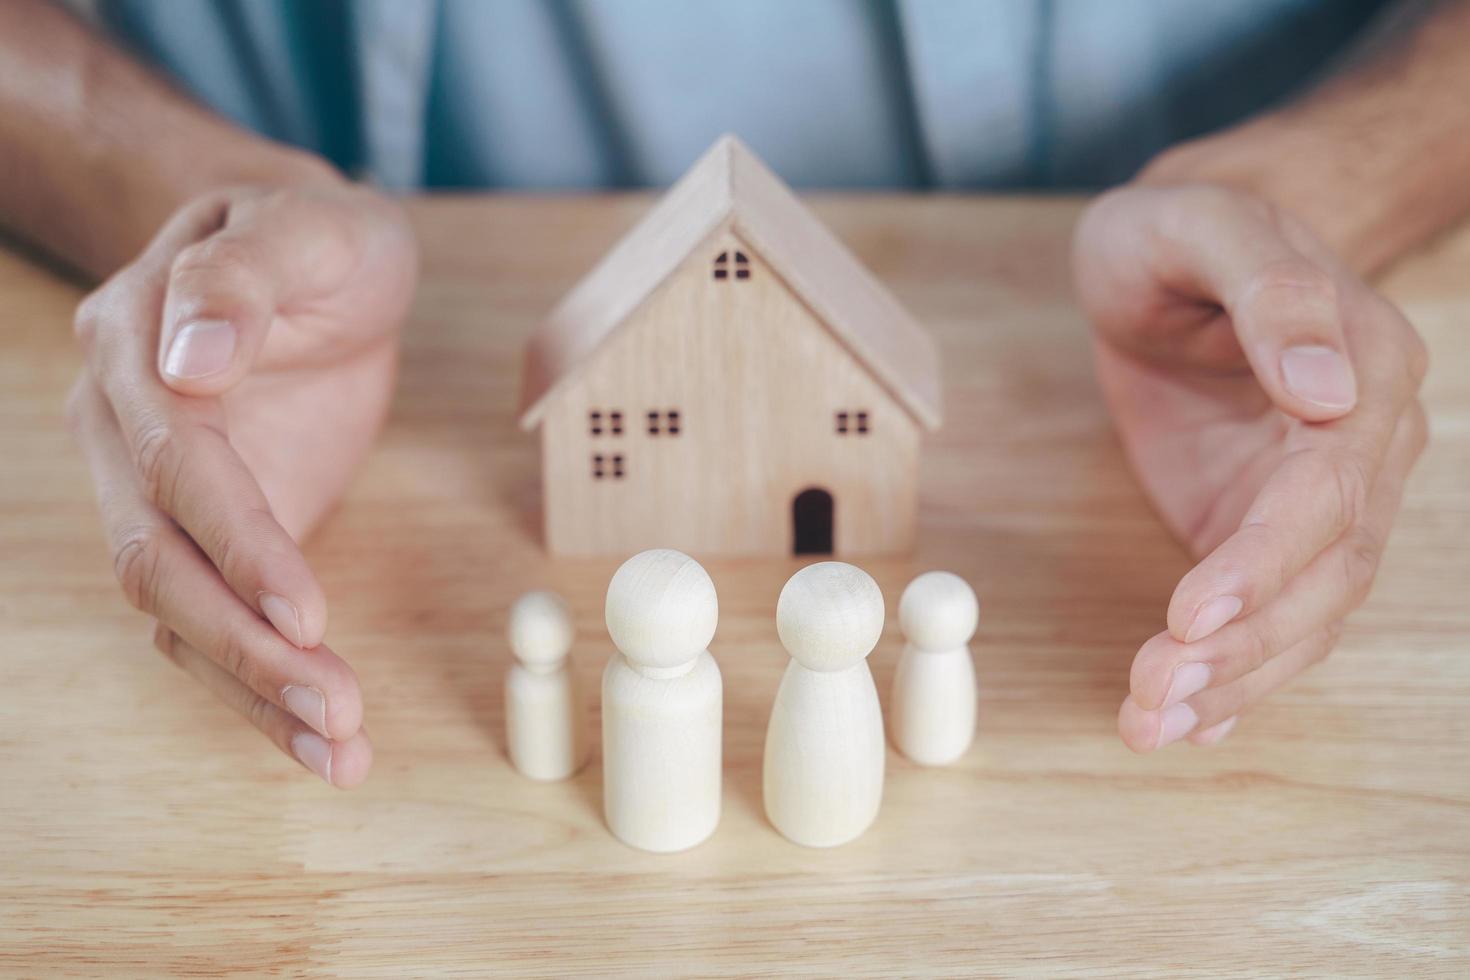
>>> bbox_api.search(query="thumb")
[155,191,357,396]
[156,230,279,396]
[1167,187,1359,422]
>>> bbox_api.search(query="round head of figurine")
[605,549,718,670]
[898,571,979,650]
[775,561,885,672]
[507,590,574,668]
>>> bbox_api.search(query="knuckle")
[168,237,263,310]
[1078,187,1130,238]
[246,692,275,733]
[213,506,275,584]
[214,628,259,692]
[172,235,255,280]
[112,526,165,613]
[1240,620,1277,674]
[1225,524,1284,603]
[285,191,362,267]
[1322,448,1373,533]
[72,290,106,349]
[132,416,182,507]
[168,234,272,322]
[1242,259,1336,317]
[1156,185,1251,243]
[1256,198,1301,236]
[1341,527,1383,607]
[1187,183,1251,221]
[212,530,240,587]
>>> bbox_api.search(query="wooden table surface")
[3,195,1468,978]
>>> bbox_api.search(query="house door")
[792,488,834,555]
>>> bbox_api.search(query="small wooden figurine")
[602,549,723,853]
[763,561,886,847]
[890,571,980,766]
[518,134,942,557]
[505,590,588,781]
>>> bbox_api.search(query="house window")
[713,250,751,281]
[593,454,627,480]
[835,410,871,435]
[647,410,682,435]
[590,409,623,436]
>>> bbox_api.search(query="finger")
[156,191,363,395]
[80,262,328,648]
[157,627,373,788]
[1167,335,1426,645]
[1150,185,1358,421]
[1187,715,1237,747]
[1134,402,1426,709]
[1119,625,1337,752]
[1182,623,1342,734]
[69,378,363,739]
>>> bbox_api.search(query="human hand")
[1072,184,1428,751]
[67,183,418,785]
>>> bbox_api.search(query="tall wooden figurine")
[518,134,942,558]
[505,590,588,781]
[890,572,979,766]
[763,561,886,847]
[602,549,723,853]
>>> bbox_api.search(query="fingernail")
[162,319,236,380]
[259,592,303,647]
[1186,595,1243,643]
[283,685,328,737]
[1193,715,1238,746]
[1280,345,1356,410]
[291,730,333,784]
[1157,703,1199,748]
[1164,661,1212,707]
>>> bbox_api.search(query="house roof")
[517,135,942,431]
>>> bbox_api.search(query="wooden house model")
[518,135,941,557]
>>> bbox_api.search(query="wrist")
[1139,106,1470,278]
[1138,118,1370,270]
[139,134,345,225]
[100,138,344,277]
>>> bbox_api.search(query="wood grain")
[2,195,1468,977]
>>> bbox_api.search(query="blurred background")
[66,0,1386,190]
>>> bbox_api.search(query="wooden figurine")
[602,549,723,853]
[518,134,942,557]
[763,561,886,847]
[890,571,979,766]
[505,590,588,781]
